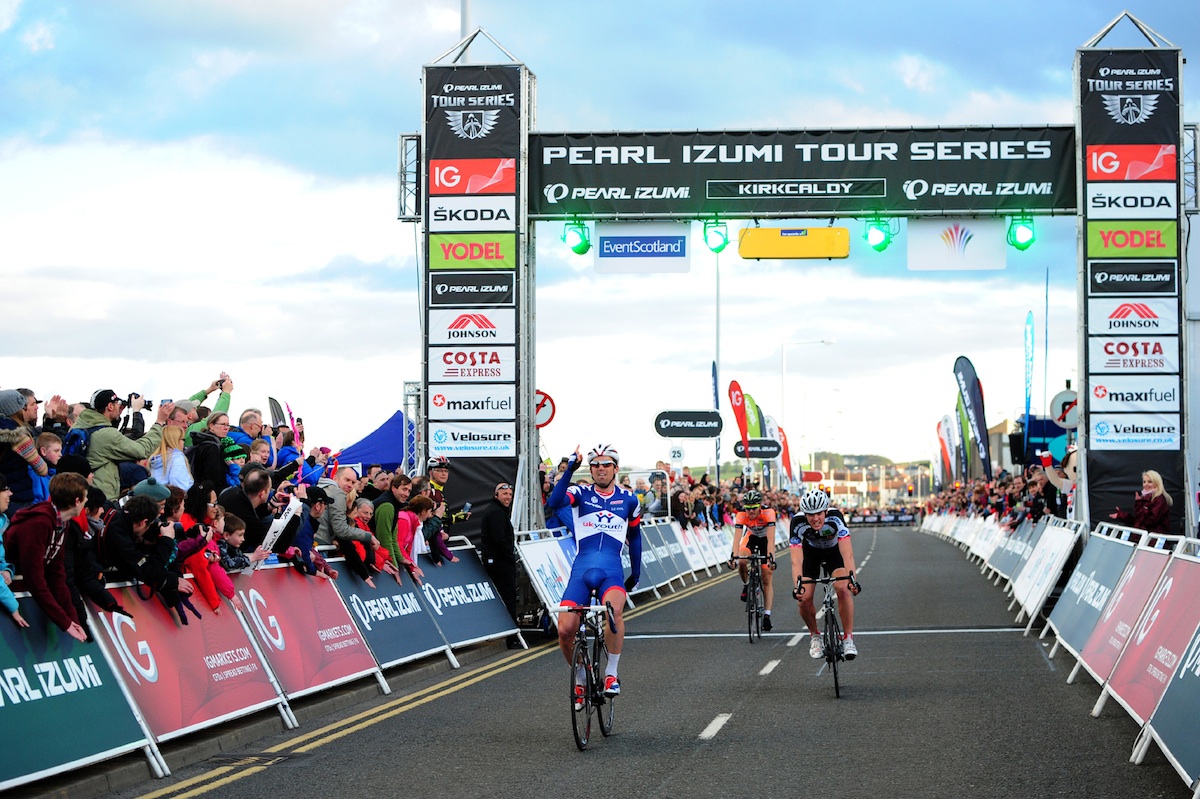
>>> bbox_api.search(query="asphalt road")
[106,526,1191,799]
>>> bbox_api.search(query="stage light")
[704,220,729,253]
[562,220,591,255]
[1007,214,1036,251]
[863,216,896,252]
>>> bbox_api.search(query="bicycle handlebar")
[796,575,853,585]
[550,605,608,614]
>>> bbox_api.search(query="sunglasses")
[497,483,513,491]
[590,461,616,468]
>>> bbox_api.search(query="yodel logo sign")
[654,410,723,439]
[1086,221,1178,258]
[428,233,516,270]
[732,438,783,459]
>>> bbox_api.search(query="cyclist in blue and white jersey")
[545,445,643,703]
[789,489,861,660]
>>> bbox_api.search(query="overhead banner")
[1077,45,1186,532]
[954,356,993,480]
[529,127,1076,218]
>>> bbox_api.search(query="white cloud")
[21,19,53,51]
[0,0,19,32]
[895,53,942,93]
[176,49,256,97]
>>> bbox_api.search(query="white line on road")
[699,713,732,740]
[759,660,781,675]
[626,628,1023,640]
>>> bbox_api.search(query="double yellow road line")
[137,571,730,798]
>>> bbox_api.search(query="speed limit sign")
[669,446,684,461]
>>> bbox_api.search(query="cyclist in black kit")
[790,489,861,659]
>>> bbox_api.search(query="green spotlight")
[863,217,894,252]
[1007,215,1036,251]
[562,221,591,255]
[704,220,729,253]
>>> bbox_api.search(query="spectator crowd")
[0,374,474,645]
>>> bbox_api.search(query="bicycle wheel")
[825,605,844,698]
[595,631,615,736]
[571,639,593,750]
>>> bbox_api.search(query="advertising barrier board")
[415,547,519,648]
[1046,530,1137,658]
[329,566,450,669]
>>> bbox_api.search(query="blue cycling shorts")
[560,553,627,607]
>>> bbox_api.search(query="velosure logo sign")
[429,234,516,270]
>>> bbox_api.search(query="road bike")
[733,554,773,642]
[796,574,857,698]
[553,593,617,750]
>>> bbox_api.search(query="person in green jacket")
[181,373,234,446]
[71,390,173,501]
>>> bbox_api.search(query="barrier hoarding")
[1077,543,1175,685]
[985,518,1037,581]
[0,595,159,790]
[91,583,288,741]
[329,566,451,670]
[415,546,519,648]
[517,533,574,610]
[1140,597,1200,788]
[234,565,385,699]
[1100,556,1200,724]
[1046,529,1137,659]
[1012,520,1081,629]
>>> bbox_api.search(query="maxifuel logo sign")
[428,384,516,420]
[1086,221,1177,258]
[1090,375,1179,413]
[429,234,516,270]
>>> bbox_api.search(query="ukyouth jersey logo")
[446,110,500,140]
[1102,94,1159,125]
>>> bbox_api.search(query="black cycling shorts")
[743,534,770,558]
[800,543,845,580]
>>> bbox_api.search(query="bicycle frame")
[797,574,851,698]
[734,554,773,642]
[553,598,617,749]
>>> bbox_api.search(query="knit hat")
[57,454,93,477]
[130,477,171,502]
[0,389,25,418]
[223,439,249,461]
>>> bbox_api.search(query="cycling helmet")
[586,445,619,465]
[799,489,830,514]
[427,455,451,470]
[741,489,762,509]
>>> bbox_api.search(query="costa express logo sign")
[429,233,516,270]
[1086,145,1176,181]
[1086,221,1177,258]
[429,159,516,195]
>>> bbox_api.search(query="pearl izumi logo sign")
[430,272,515,306]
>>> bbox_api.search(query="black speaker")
[1009,432,1026,465]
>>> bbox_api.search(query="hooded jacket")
[3,501,80,631]
[71,408,164,501]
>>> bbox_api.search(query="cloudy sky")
[1,1,1196,471]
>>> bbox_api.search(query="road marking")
[699,713,732,740]
[626,627,1024,641]
[759,659,781,675]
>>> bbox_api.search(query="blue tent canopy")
[337,410,417,473]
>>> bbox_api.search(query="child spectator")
[218,513,268,572]
[183,512,243,615]
[29,432,63,504]
[149,426,193,491]
[223,441,248,488]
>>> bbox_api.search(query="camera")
[126,393,153,411]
